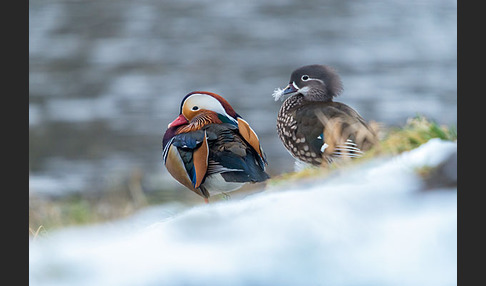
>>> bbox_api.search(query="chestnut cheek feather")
[177,111,222,133]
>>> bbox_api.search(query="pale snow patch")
[29,139,457,286]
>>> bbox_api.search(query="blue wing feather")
[171,131,205,149]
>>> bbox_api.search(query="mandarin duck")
[163,91,269,202]
[273,64,378,168]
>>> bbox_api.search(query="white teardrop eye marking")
[183,93,238,124]
[301,75,310,81]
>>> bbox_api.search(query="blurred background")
[29,0,457,228]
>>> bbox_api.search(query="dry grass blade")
[29,225,45,240]
[314,109,378,165]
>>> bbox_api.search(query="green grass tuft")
[365,115,456,157]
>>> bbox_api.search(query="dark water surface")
[29,0,457,201]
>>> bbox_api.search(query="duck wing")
[204,123,270,183]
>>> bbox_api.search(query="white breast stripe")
[320,142,329,152]
[162,137,175,162]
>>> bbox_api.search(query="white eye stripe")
[301,76,323,83]
[185,94,224,113]
[184,93,237,123]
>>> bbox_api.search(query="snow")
[29,139,457,286]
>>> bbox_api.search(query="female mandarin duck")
[273,64,378,168]
[163,91,269,203]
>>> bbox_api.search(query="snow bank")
[29,139,457,286]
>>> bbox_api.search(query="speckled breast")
[276,96,323,165]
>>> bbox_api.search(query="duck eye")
[301,75,310,81]
[192,106,199,111]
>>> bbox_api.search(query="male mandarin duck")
[273,64,378,168]
[162,91,269,202]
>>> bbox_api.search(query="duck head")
[273,64,343,102]
[168,91,239,132]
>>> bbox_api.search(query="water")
[29,0,457,200]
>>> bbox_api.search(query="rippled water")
[29,0,457,200]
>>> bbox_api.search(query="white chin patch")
[272,87,286,101]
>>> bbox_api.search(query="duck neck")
[306,88,334,102]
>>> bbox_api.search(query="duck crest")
[184,91,237,118]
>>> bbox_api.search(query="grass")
[267,115,457,185]
[364,115,456,157]
[29,225,46,241]
[28,186,241,239]
[29,192,142,238]
[28,169,199,238]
